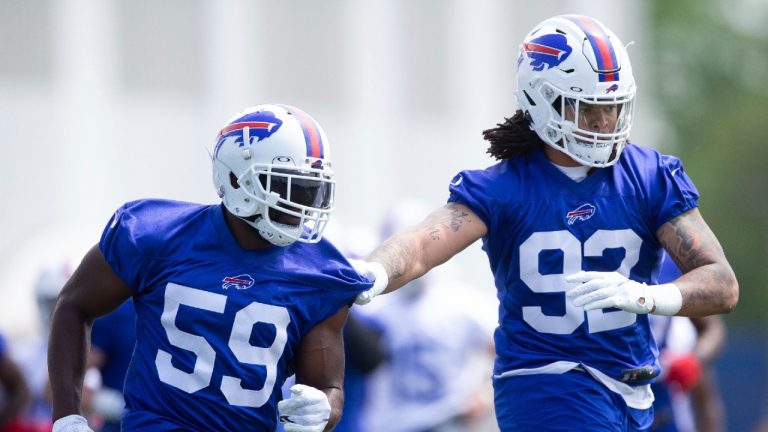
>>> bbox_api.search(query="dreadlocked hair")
[483,110,544,161]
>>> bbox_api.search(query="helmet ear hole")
[229,172,240,189]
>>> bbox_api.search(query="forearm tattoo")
[659,210,737,314]
[661,211,723,273]
[369,203,473,283]
[369,236,413,280]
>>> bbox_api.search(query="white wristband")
[52,414,92,432]
[648,283,683,316]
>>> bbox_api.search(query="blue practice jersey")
[99,199,370,431]
[448,144,699,383]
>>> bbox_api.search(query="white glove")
[52,415,94,432]
[566,271,682,315]
[349,260,389,305]
[277,384,331,432]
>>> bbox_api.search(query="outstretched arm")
[48,244,132,424]
[656,208,739,316]
[368,202,487,294]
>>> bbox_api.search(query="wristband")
[648,283,683,316]
[52,414,90,432]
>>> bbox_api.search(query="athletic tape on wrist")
[649,283,682,316]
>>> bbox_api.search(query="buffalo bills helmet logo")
[566,203,596,225]
[523,34,573,72]
[214,110,283,156]
[606,84,619,93]
[222,274,255,290]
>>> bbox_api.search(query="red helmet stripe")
[565,15,619,82]
[523,42,564,56]
[218,121,276,137]
[279,105,324,159]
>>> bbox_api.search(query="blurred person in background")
[277,224,387,432]
[87,298,136,432]
[8,264,99,432]
[329,226,387,432]
[352,14,739,431]
[650,253,726,432]
[10,265,68,431]
[0,331,30,432]
[47,104,371,432]
[334,313,386,432]
[355,199,497,432]
[283,309,385,432]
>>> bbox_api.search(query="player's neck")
[222,207,275,250]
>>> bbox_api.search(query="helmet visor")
[258,169,334,212]
[562,97,632,138]
[546,92,635,167]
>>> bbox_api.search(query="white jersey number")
[155,283,290,407]
[519,229,642,334]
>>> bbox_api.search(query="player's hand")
[665,353,702,392]
[566,271,655,314]
[277,384,331,432]
[52,415,95,432]
[349,260,389,305]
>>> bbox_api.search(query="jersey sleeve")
[651,155,700,230]
[99,202,149,293]
[446,170,495,228]
[281,242,374,332]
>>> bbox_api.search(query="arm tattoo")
[659,209,737,314]
[660,211,724,274]
[422,203,471,241]
[369,236,413,280]
[369,203,475,284]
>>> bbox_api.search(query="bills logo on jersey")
[222,274,255,290]
[566,203,596,225]
[522,34,573,71]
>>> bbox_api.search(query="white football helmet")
[212,104,335,246]
[516,15,636,167]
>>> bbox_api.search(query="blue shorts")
[493,369,654,431]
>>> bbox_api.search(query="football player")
[48,104,371,432]
[352,14,739,431]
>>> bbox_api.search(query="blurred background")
[0,0,765,430]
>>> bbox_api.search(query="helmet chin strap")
[247,214,300,247]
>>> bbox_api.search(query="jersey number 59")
[155,283,290,408]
